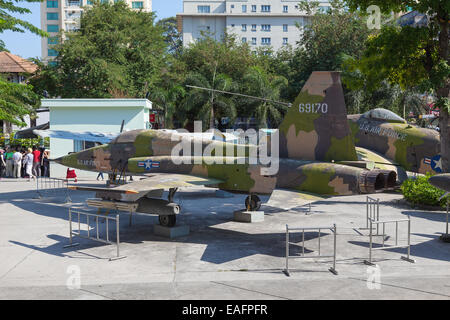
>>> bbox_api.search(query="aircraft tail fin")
[278,71,357,162]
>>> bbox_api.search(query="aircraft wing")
[69,174,224,201]
[33,129,118,144]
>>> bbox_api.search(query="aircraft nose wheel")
[159,214,177,227]
[245,195,261,211]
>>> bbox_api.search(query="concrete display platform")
[234,210,265,223]
[154,224,190,239]
[0,178,449,300]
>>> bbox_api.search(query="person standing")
[12,149,23,178]
[0,149,5,179]
[41,149,50,177]
[24,148,35,181]
[5,148,13,177]
[32,146,41,177]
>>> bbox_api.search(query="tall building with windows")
[177,0,330,51]
[40,0,152,63]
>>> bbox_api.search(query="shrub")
[401,173,447,208]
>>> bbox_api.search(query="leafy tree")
[156,17,182,56]
[40,2,167,98]
[0,0,46,36]
[343,0,450,171]
[0,0,45,130]
[285,0,372,101]
[240,66,288,128]
[0,76,39,126]
[182,71,237,129]
[150,84,185,129]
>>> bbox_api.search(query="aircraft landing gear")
[158,188,180,227]
[245,195,261,211]
[159,214,177,227]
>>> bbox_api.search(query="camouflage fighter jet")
[56,71,397,227]
[348,108,442,178]
[429,173,450,193]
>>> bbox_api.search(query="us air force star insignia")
[144,160,152,170]
[431,155,442,173]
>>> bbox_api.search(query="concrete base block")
[234,210,264,223]
[215,190,234,198]
[153,224,190,239]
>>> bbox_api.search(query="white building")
[42,98,152,178]
[40,0,152,63]
[177,0,330,51]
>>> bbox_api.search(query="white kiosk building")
[42,98,152,178]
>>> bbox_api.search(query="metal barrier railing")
[284,224,338,276]
[362,196,379,232]
[64,207,126,261]
[36,176,72,203]
[364,216,415,266]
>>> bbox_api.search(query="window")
[242,5,247,13]
[251,24,256,31]
[47,37,59,44]
[74,140,96,152]
[47,0,58,8]
[47,24,59,32]
[198,5,210,13]
[251,5,256,12]
[261,24,271,32]
[47,12,58,20]
[242,37,247,43]
[86,0,93,4]
[283,24,288,32]
[283,38,288,45]
[242,24,247,31]
[231,24,235,27]
[261,5,271,12]
[48,49,58,56]
[251,37,257,45]
[283,5,288,13]
[261,37,271,45]
[132,1,143,8]
[49,61,58,67]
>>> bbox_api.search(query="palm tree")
[150,85,185,129]
[182,70,237,129]
[240,66,288,128]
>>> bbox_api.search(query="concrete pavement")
[0,178,449,299]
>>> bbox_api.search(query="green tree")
[0,76,39,126]
[285,0,372,101]
[150,85,185,129]
[0,0,45,129]
[240,66,288,128]
[0,0,46,36]
[156,17,182,56]
[343,0,450,171]
[182,71,237,129]
[40,2,167,98]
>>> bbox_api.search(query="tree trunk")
[438,17,450,173]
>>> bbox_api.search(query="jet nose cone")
[51,156,64,165]
[429,174,450,193]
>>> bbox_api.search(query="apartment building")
[40,0,152,62]
[177,0,331,51]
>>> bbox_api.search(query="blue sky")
[1,0,182,59]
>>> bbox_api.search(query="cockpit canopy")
[362,108,406,123]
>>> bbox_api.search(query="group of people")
[0,146,50,181]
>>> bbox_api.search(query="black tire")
[245,195,261,211]
[159,214,176,227]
